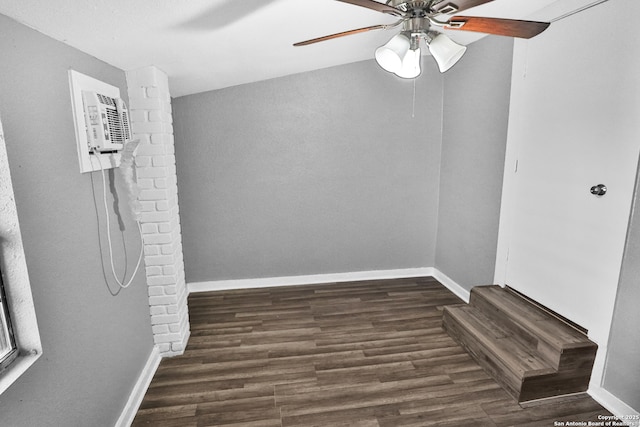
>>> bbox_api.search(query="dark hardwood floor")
[132,277,615,427]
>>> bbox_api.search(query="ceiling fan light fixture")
[293,0,552,79]
[375,33,410,73]
[395,47,421,79]
[428,34,467,73]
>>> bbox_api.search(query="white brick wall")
[126,66,190,357]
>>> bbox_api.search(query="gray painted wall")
[603,162,640,410]
[0,14,153,426]
[173,60,444,282]
[435,37,513,290]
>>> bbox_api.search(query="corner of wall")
[435,36,514,292]
[125,65,190,357]
[114,346,162,427]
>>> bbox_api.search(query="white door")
[495,0,640,359]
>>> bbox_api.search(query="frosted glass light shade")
[375,34,410,73]
[428,34,467,73]
[395,48,421,79]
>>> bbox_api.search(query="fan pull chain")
[411,78,416,119]
[550,0,609,23]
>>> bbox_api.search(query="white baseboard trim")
[115,346,162,427]
[430,268,471,303]
[188,267,470,304]
[188,268,435,293]
[589,387,640,425]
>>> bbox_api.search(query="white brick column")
[126,66,190,357]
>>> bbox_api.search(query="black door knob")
[590,184,607,196]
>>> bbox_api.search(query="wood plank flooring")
[132,277,616,427]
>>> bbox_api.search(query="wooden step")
[469,286,597,371]
[443,305,554,401]
[443,286,598,402]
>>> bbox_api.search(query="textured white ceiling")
[0,0,596,97]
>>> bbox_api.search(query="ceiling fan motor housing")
[389,1,446,35]
[391,0,446,14]
[404,16,431,33]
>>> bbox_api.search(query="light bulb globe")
[428,34,467,73]
[375,34,410,73]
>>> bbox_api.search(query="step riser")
[520,370,594,402]
[556,347,598,373]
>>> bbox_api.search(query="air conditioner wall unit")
[81,91,131,153]
[69,70,132,173]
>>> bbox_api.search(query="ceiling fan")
[293,0,551,77]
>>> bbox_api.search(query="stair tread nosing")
[443,305,556,380]
[471,286,597,351]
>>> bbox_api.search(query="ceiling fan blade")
[293,25,386,46]
[432,0,495,14]
[335,0,405,17]
[446,16,550,39]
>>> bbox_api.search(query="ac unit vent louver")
[120,101,131,141]
[106,106,126,145]
[97,93,117,107]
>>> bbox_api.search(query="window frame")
[0,269,18,373]
[0,112,42,395]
